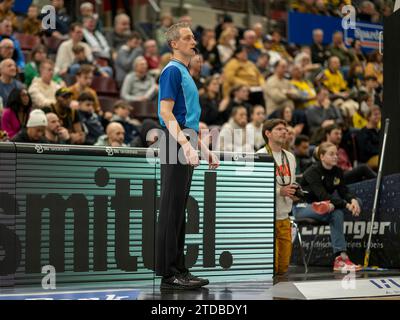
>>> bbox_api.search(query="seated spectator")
[349,39,367,65]
[242,29,262,64]
[198,28,222,75]
[82,16,111,60]
[290,64,317,109]
[319,56,349,97]
[217,27,237,65]
[45,0,72,38]
[47,87,85,145]
[311,29,331,65]
[106,13,132,54]
[21,4,41,36]
[251,23,265,51]
[263,35,282,67]
[130,118,161,148]
[144,39,161,76]
[110,100,140,144]
[24,45,63,87]
[305,87,344,140]
[270,30,293,63]
[0,19,25,71]
[199,75,222,125]
[324,124,376,183]
[246,105,266,151]
[263,59,299,116]
[222,45,264,104]
[364,51,383,87]
[11,109,48,143]
[45,112,71,144]
[0,39,14,64]
[356,106,381,170]
[294,135,313,175]
[78,2,103,32]
[220,85,253,124]
[155,13,174,54]
[115,32,143,86]
[28,59,62,109]
[67,44,111,77]
[55,23,93,75]
[358,0,380,23]
[1,88,32,139]
[362,75,382,107]
[329,31,354,68]
[347,61,365,94]
[0,0,18,30]
[217,106,253,153]
[121,56,158,103]
[275,105,306,136]
[69,65,101,114]
[256,52,272,79]
[292,142,363,272]
[189,54,206,92]
[284,125,296,152]
[294,51,322,81]
[0,58,24,106]
[77,92,104,145]
[95,122,127,147]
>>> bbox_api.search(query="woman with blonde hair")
[217,27,237,65]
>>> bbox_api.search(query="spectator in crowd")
[48,87,85,145]
[294,51,321,81]
[275,105,306,136]
[24,45,63,87]
[352,92,374,129]
[263,35,282,67]
[55,23,93,75]
[11,109,48,143]
[106,13,132,53]
[78,2,103,32]
[293,141,363,272]
[290,64,317,109]
[155,13,174,53]
[324,124,376,183]
[220,85,253,124]
[0,19,25,71]
[76,92,104,145]
[67,44,111,77]
[28,59,62,109]
[251,22,265,50]
[95,122,127,147]
[364,50,383,86]
[358,0,380,23]
[320,56,349,97]
[329,31,354,67]
[189,54,206,91]
[217,27,237,65]
[284,125,296,152]
[257,119,297,276]
[1,88,31,139]
[0,58,23,106]
[311,29,331,65]
[21,4,41,36]
[263,59,299,116]
[270,30,293,62]
[256,52,272,79]
[115,32,144,86]
[347,61,365,94]
[217,105,253,153]
[48,0,72,38]
[0,0,18,30]
[0,38,15,63]
[246,105,266,151]
[121,56,158,103]
[144,39,161,76]
[222,45,264,103]
[199,75,223,126]
[215,13,235,42]
[349,39,367,65]
[109,100,140,145]
[82,16,112,60]
[198,28,222,75]
[356,105,381,170]
[293,134,313,175]
[305,87,344,139]
[69,65,101,114]
[242,29,262,64]
[45,112,71,144]
[362,75,382,107]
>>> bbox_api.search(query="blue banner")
[288,11,383,53]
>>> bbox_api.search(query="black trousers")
[155,130,194,277]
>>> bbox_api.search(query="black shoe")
[160,274,202,290]
[180,271,209,287]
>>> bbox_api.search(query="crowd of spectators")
[0,0,389,183]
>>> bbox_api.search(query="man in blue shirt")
[157,22,219,290]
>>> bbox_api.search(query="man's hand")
[280,184,297,198]
[349,199,361,217]
[182,142,200,167]
[204,148,219,170]
[57,127,70,141]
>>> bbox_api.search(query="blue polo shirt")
[158,60,201,133]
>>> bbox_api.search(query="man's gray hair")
[165,22,191,48]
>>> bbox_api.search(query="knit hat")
[27,109,48,128]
